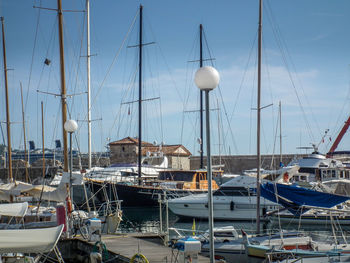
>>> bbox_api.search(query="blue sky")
[1,0,350,158]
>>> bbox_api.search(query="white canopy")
[0,202,28,217]
[0,224,64,253]
[0,181,68,202]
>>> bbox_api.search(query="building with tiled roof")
[109,137,191,169]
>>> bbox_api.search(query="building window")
[122,146,125,152]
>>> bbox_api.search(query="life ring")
[130,253,149,263]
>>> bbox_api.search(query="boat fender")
[230,201,235,211]
[66,196,73,214]
[130,253,149,263]
[283,172,289,183]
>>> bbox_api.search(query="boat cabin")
[157,170,220,190]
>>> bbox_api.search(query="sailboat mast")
[20,83,29,182]
[138,5,143,185]
[199,24,204,169]
[86,0,92,169]
[57,0,69,172]
[1,17,12,183]
[279,101,282,166]
[41,102,45,179]
[256,0,263,234]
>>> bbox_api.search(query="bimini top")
[261,182,350,215]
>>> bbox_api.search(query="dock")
[61,233,210,262]
[101,233,210,262]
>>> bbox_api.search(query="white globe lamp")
[64,120,78,133]
[194,66,220,91]
[64,119,78,214]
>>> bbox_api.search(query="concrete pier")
[60,233,210,262]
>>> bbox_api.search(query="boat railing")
[96,200,122,217]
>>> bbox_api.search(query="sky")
[1,0,350,158]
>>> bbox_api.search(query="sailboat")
[85,7,219,207]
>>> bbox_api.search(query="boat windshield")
[158,171,196,181]
[213,186,255,196]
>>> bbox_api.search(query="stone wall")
[190,154,305,174]
[169,156,190,170]
[109,144,137,164]
[0,167,58,183]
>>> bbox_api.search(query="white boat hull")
[169,194,278,220]
[0,225,64,253]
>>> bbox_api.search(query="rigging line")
[69,6,86,114]
[183,28,200,111]
[145,48,164,143]
[270,106,279,169]
[159,98,164,144]
[328,70,350,145]
[261,36,276,153]
[36,16,58,95]
[180,31,198,147]
[203,30,239,154]
[25,0,42,110]
[108,65,138,141]
[249,38,259,154]
[145,13,185,105]
[61,10,85,114]
[0,122,5,145]
[265,2,315,142]
[50,104,61,154]
[79,9,139,135]
[66,104,83,163]
[222,30,258,153]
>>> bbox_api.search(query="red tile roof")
[109,136,153,146]
[109,137,191,156]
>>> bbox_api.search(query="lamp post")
[64,119,78,200]
[194,66,220,263]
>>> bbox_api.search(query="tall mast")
[86,0,92,169]
[256,0,263,234]
[20,83,29,182]
[199,24,204,169]
[57,0,69,172]
[279,101,282,166]
[41,102,45,179]
[138,5,143,185]
[1,17,12,183]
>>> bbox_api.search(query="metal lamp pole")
[64,120,78,201]
[194,66,220,263]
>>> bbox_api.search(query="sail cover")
[0,202,28,217]
[261,182,350,215]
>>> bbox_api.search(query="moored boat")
[87,169,220,206]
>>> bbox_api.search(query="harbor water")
[118,206,350,243]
